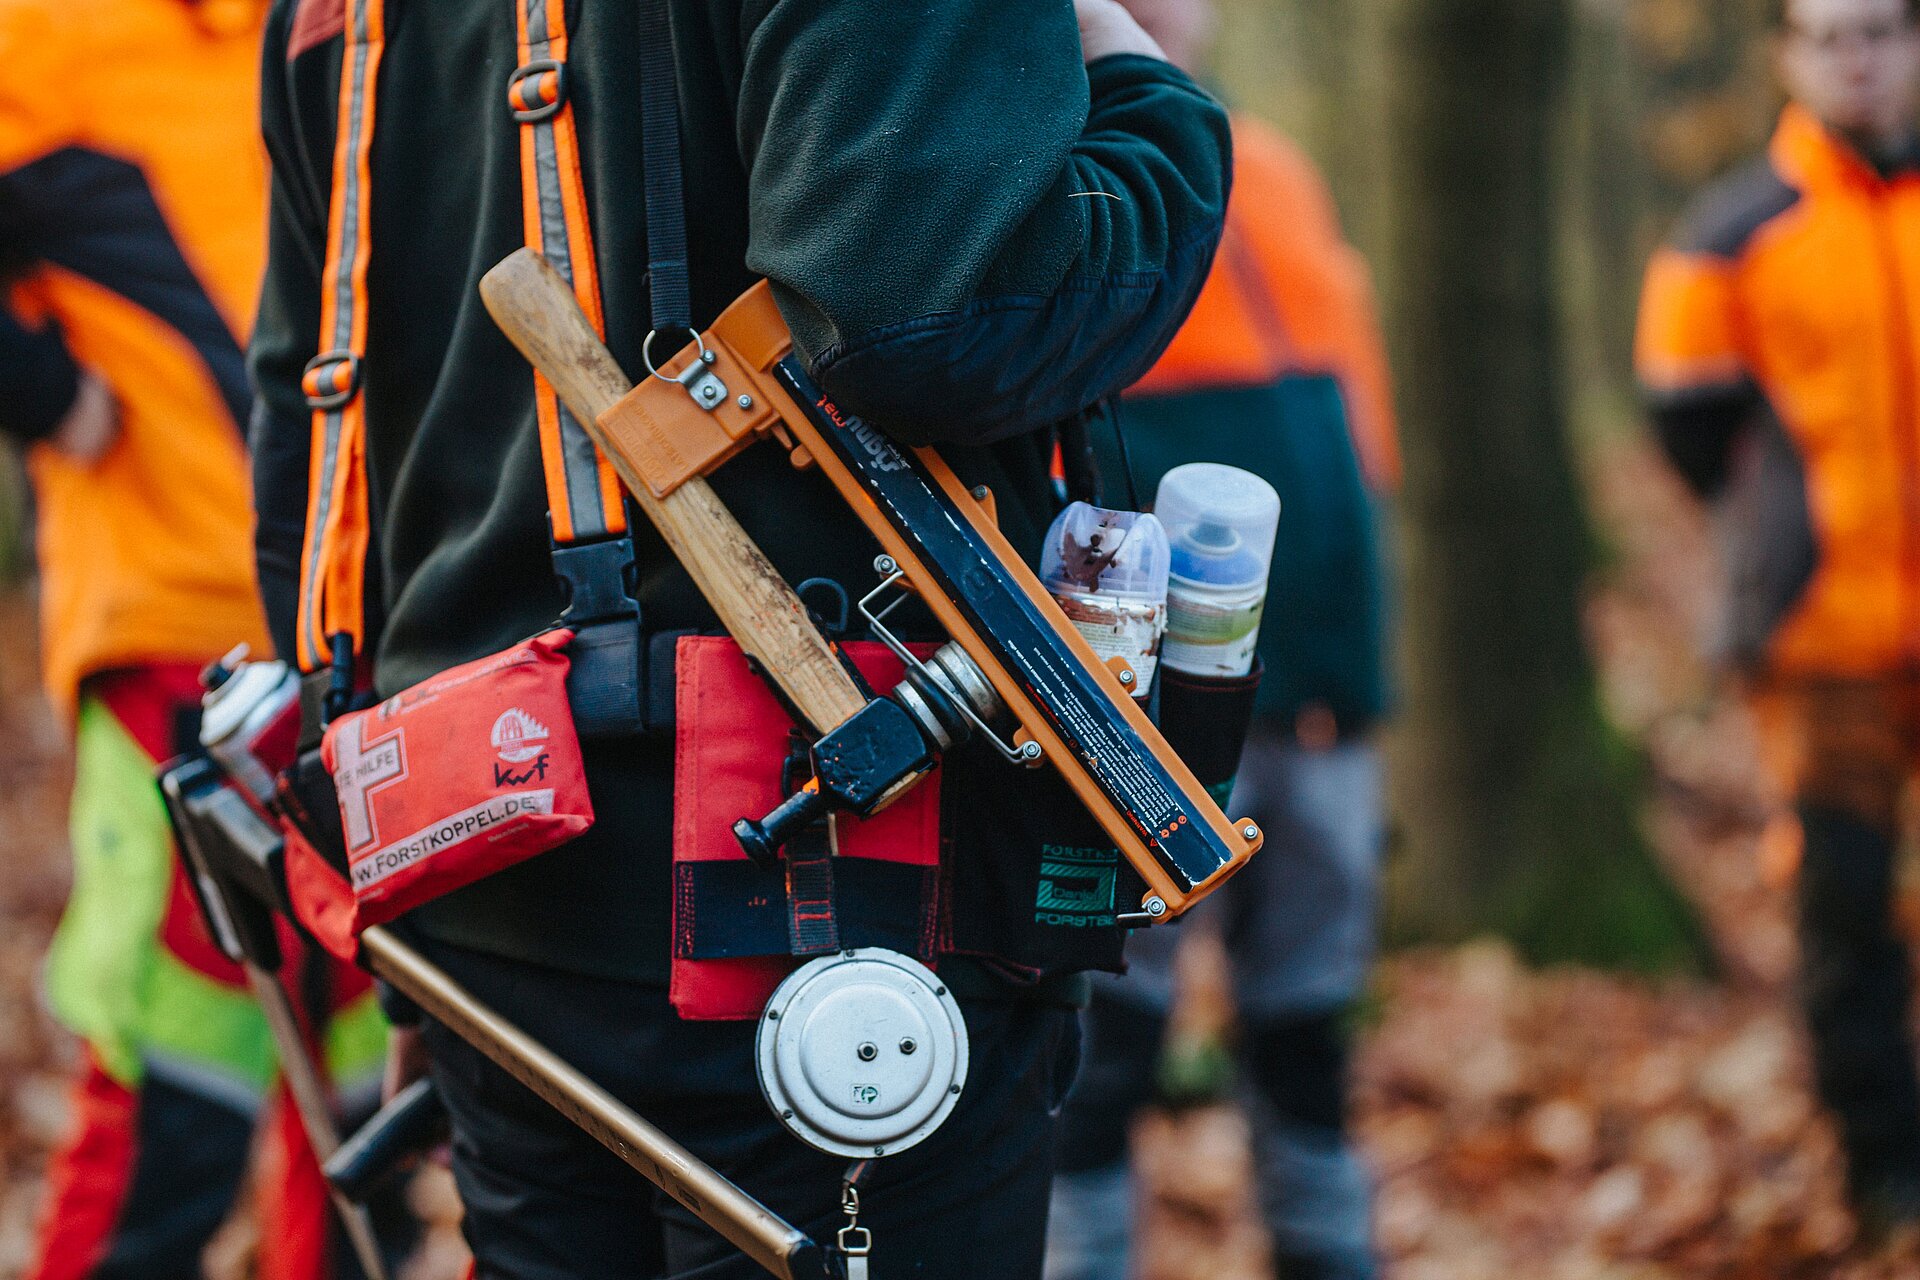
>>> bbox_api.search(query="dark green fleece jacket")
[249,0,1230,979]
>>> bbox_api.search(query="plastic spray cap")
[1040,503,1170,603]
[1154,463,1280,591]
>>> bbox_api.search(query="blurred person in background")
[0,0,389,1275]
[1636,0,1920,1233]
[1046,1,1399,1276]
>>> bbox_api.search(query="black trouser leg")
[89,1072,252,1280]
[1239,1011,1374,1280]
[1240,1011,1348,1138]
[416,939,1081,1280]
[1054,990,1167,1175]
[1797,803,1920,1194]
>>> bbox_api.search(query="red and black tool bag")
[669,636,942,1020]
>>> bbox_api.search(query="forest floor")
[0,435,1916,1278]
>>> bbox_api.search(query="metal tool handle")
[358,926,826,1280]
[244,965,395,1280]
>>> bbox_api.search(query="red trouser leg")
[25,1047,256,1280]
[30,667,338,1280]
[255,1082,332,1280]
[24,1052,139,1280]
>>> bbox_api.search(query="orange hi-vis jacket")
[1131,114,1400,492]
[0,0,271,717]
[1109,113,1399,734]
[1638,104,1920,677]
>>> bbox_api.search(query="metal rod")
[245,965,393,1280]
[358,927,823,1280]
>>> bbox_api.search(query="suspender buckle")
[303,351,362,412]
[552,534,648,740]
[552,533,639,628]
[508,59,568,123]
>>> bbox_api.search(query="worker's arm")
[0,0,116,458]
[739,0,1232,447]
[1635,247,1763,501]
[1643,378,1766,500]
[0,305,80,444]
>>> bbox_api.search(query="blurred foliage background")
[1211,0,1782,970]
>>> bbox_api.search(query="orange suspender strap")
[510,0,627,545]
[295,0,384,675]
[295,0,628,679]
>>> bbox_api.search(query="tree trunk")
[1372,0,1704,970]
[0,453,25,584]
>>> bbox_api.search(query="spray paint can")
[1041,503,1170,699]
[1154,464,1281,679]
[199,645,302,807]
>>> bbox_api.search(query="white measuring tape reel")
[756,948,969,1159]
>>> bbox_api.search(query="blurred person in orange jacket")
[0,1,390,1275]
[1637,0,1920,1230]
[1045,2,1398,1277]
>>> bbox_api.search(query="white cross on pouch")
[333,718,409,854]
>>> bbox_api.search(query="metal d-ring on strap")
[642,325,731,409]
[640,325,712,379]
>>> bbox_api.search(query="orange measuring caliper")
[484,251,1261,921]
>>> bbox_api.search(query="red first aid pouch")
[317,629,594,934]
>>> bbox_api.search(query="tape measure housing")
[755,948,968,1158]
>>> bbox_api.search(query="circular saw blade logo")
[491,708,552,764]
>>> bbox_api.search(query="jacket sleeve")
[1635,246,1762,500]
[0,1,85,445]
[737,0,1231,447]
[247,0,326,664]
[0,304,79,444]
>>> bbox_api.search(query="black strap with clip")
[554,0,697,741]
[636,0,691,336]
[554,526,648,740]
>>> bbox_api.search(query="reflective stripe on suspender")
[294,0,628,676]
[512,0,626,545]
[295,0,382,673]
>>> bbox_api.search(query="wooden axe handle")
[480,248,867,734]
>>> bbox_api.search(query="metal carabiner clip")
[836,1184,872,1280]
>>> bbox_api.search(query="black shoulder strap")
[637,0,692,336]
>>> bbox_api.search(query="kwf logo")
[491,708,550,764]
[491,707,553,787]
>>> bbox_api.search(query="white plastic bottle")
[1154,463,1281,678]
[1041,503,1170,699]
